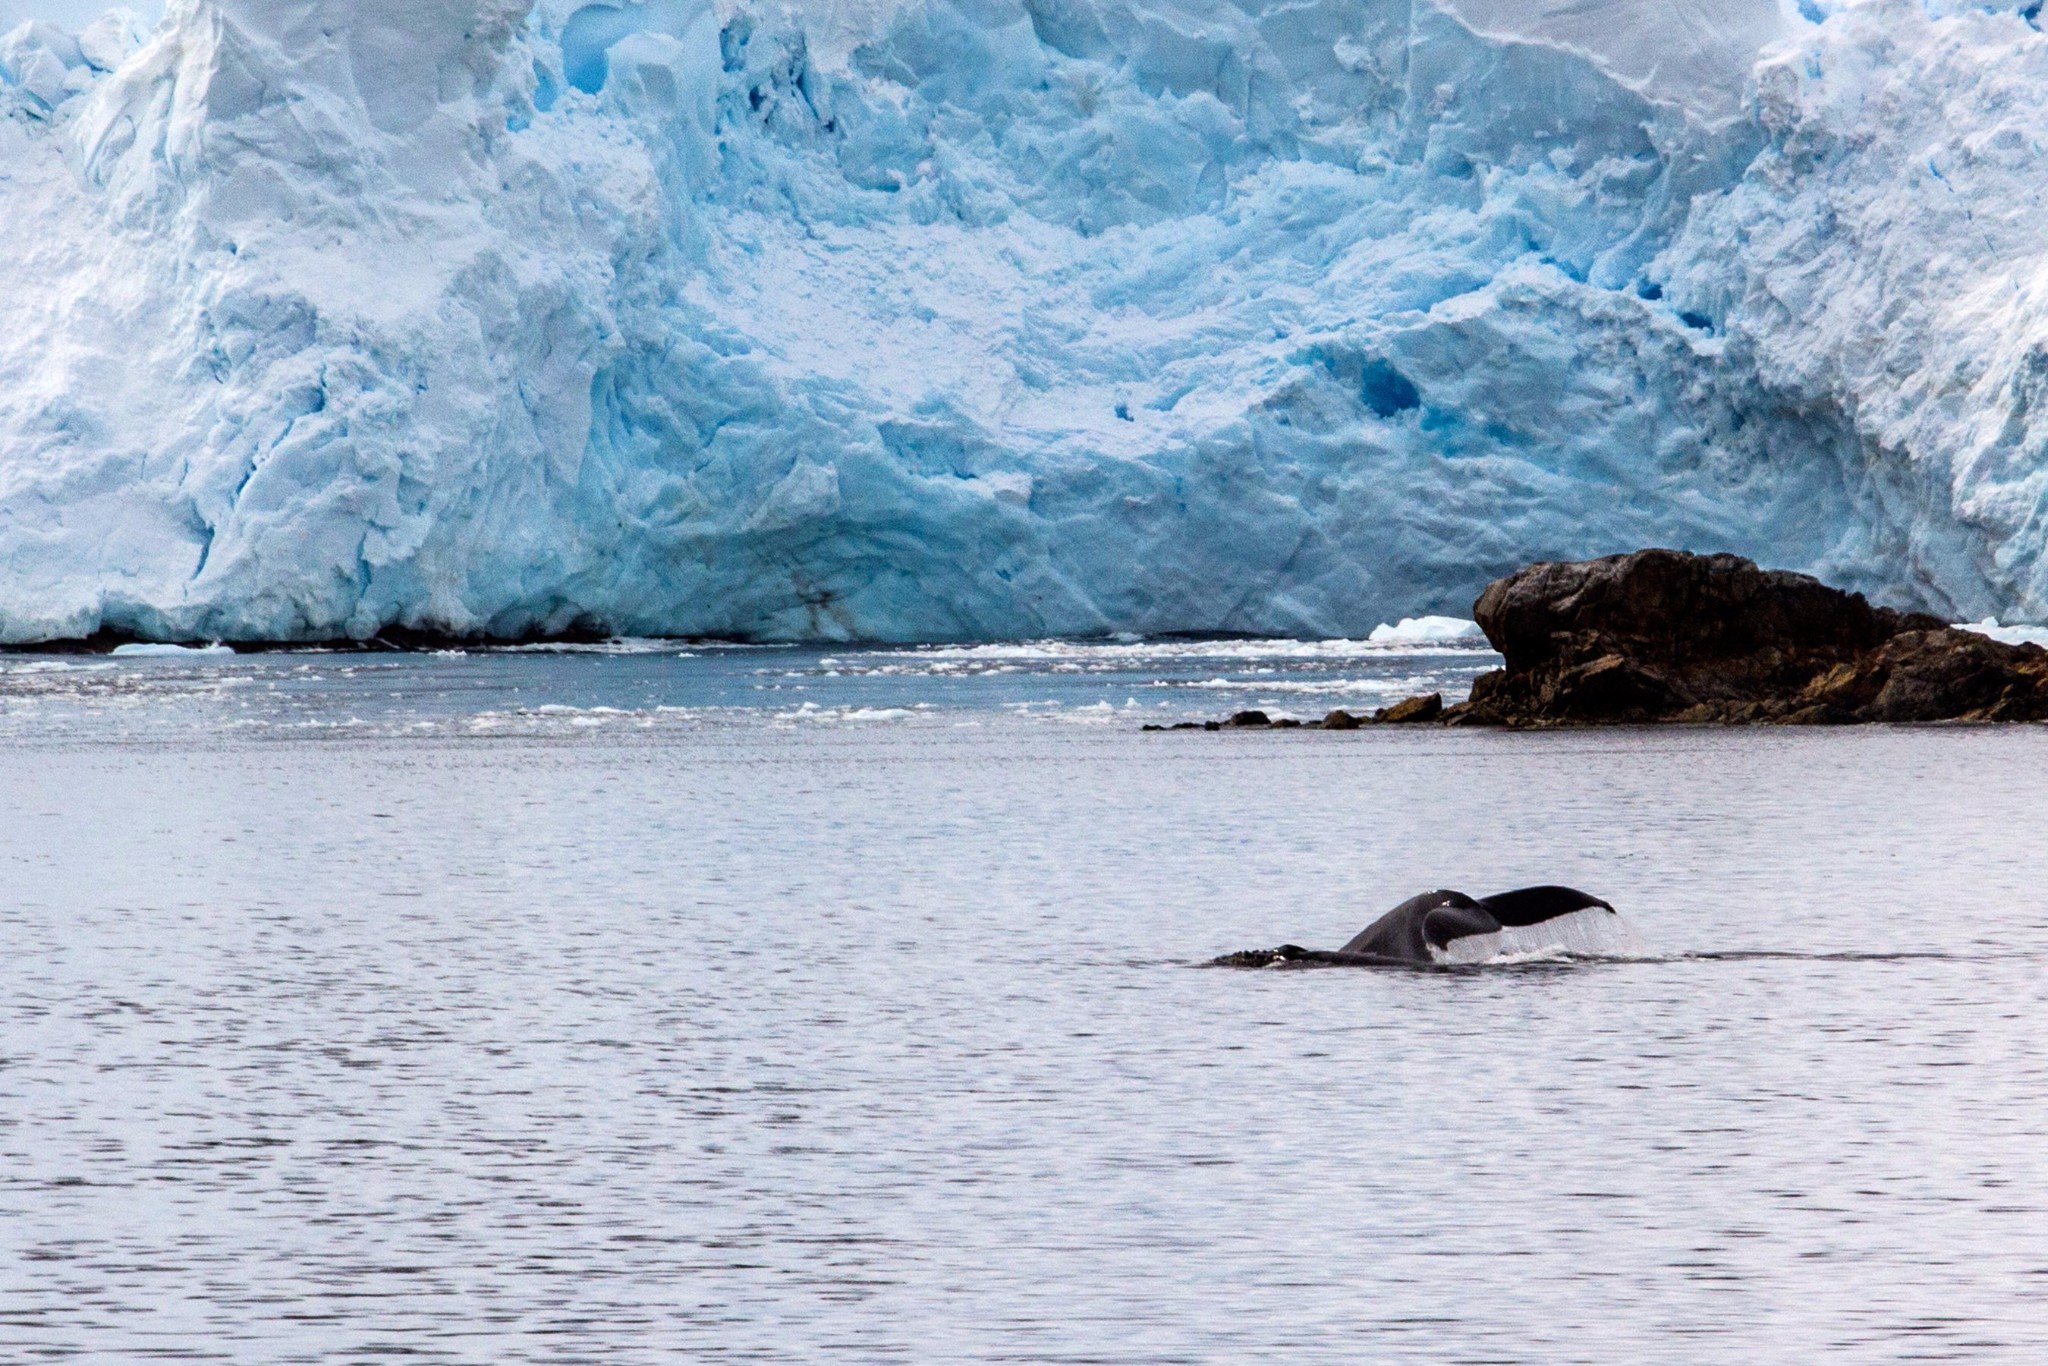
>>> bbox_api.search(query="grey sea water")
[5,640,2048,1363]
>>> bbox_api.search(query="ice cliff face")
[0,0,2045,641]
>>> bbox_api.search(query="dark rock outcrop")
[1147,698,1447,732]
[1376,692,1443,724]
[1456,549,2048,726]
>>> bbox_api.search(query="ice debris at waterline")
[106,641,235,658]
[1367,617,1487,646]
[11,1,2048,643]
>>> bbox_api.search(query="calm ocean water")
[5,641,2048,1363]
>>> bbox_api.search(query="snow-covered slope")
[0,0,2044,642]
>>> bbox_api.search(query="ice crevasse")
[3,0,2048,642]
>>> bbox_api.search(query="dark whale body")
[1217,886,1616,968]
[1340,886,1615,962]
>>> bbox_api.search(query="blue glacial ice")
[3,0,2048,641]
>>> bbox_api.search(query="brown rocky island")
[1160,549,2048,729]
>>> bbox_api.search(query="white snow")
[3,1,2048,642]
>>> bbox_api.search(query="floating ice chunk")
[109,643,236,658]
[1368,618,1489,646]
[1959,618,2048,649]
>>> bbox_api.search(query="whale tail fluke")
[1475,885,1614,927]
[1218,884,1630,968]
[1421,902,1502,952]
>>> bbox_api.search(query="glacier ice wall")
[0,0,2045,641]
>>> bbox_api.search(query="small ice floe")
[1959,618,2048,649]
[911,637,1473,666]
[497,638,683,654]
[775,701,920,723]
[1368,616,1487,645]
[110,643,236,659]
[462,704,642,732]
[1184,675,1436,695]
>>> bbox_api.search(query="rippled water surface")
[6,641,2048,1363]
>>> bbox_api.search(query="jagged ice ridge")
[3,0,2048,642]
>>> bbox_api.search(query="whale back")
[1339,889,1486,959]
[1476,885,1614,927]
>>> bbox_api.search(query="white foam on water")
[1050,701,1154,726]
[1183,676,1440,695]
[1432,907,1647,967]
[1,659,113,674]
[775,702,923,724]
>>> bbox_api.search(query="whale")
[1215,886,1621,968]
